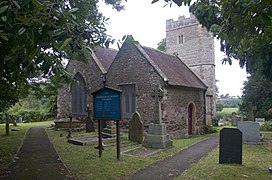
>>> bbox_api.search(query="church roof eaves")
[89,48,107,74]
[138,45,207,90]
[93,47,118,72]
[135,44,169,83]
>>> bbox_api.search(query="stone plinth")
[54,119,81,129]
[143,123,173,149]
[102,125,116,138]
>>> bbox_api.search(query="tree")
[0,0,123,112]
[216,100,223,112]
[153,0,272,79]
[240,74,272,119]
[157,38,166,52]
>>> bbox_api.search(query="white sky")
[98,0,248,97]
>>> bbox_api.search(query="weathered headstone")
[129,111,144,143]
[255,118,265,126]
[143,85,172,149]
[238,121,261,144]
[219,128,242,164]
[231,112,238,126]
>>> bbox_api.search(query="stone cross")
[86,104,95,132]
[247,103,257,121]
[67,113,73,138]
[152,85,164,124]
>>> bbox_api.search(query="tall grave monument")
[142,85,172,149]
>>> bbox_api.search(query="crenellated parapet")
[166,15,198,32]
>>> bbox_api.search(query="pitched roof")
[137,45,207,90]
[93,47,118,72]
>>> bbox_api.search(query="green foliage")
[0,0,123,112]
[7,86,59,122]
[260,120,272,131]
[216,108,238,120]
[157,38,166,52]
[217,98,240,108]
[203,125,217,134]
[240,74,272,119]
[216,100,223,112]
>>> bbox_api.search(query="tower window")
[177,35,184,44]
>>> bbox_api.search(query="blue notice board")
[92,87,122,119]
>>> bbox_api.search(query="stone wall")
[162,86,206,138]
[166,15,216,124]
[57,57,105,118]
[106,42,206,138]
[106,42,162,127]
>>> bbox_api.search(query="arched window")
[71,73,87,115]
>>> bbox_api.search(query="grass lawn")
[1,121,272,180]
[0,121,53,169]
[46,129,208,179]
[177,131,272,180]
[216,108,239,117]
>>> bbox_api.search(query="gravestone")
[102,121,116,138]
[86,105,95,132]
[129,111,144,143]
[219,128,242,164]
[231,112,238,126]
[142,85,172,149]
[255,118,265,126]
[238,121,261,144]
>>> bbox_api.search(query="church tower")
[166,15,216,124]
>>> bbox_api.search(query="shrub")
[203,125,217,134]
[260,120,272,131]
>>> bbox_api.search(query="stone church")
[57,15,216,138]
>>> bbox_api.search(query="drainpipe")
[203,89,207,126]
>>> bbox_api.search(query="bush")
[203,125,217,134]
[260,120,272,131]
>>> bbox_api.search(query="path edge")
[44,127,79,179]
[130,136,218,176]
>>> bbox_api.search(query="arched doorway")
[71,73,87,115]
[187,103,195,135]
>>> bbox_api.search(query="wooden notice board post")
[92,87,122,160]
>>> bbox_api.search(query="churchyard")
[0,121,271,179]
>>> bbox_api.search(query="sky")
[98,0,248,97]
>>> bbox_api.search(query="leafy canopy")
[0,0,123,112]
[240,74,272,119]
